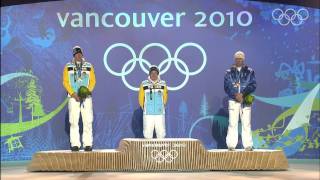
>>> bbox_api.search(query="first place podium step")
[28,138,288,172]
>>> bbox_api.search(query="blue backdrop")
[1,0,319,161]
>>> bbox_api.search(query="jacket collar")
[72,58,85,64]
[231,64,248,72]
[148,76,161,84]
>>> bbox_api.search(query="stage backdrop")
[1,0,319,161]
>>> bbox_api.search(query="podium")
[28,138,288,171]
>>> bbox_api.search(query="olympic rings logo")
[272,8,309,26]
[103,42,207,91]
[150,149,178,163]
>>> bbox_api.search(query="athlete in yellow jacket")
[138,65,168,138]
[63,46,96,151]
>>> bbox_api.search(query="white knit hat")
[234,51,245,59]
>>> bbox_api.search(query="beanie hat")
[73,46,83,57]
[234,51,245,59]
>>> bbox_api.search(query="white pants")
[226,100,253,148]
[143,115,166,139]
[68,97,93,147]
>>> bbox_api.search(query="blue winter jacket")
[224,65,257,100]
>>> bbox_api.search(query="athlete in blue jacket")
[224,51,256,151]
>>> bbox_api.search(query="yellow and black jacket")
[63,59,96,96]
[139,78,168,115]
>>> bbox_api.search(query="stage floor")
[1,159,319,180]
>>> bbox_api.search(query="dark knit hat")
[73,46,83,57]
[149,65,159,75]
